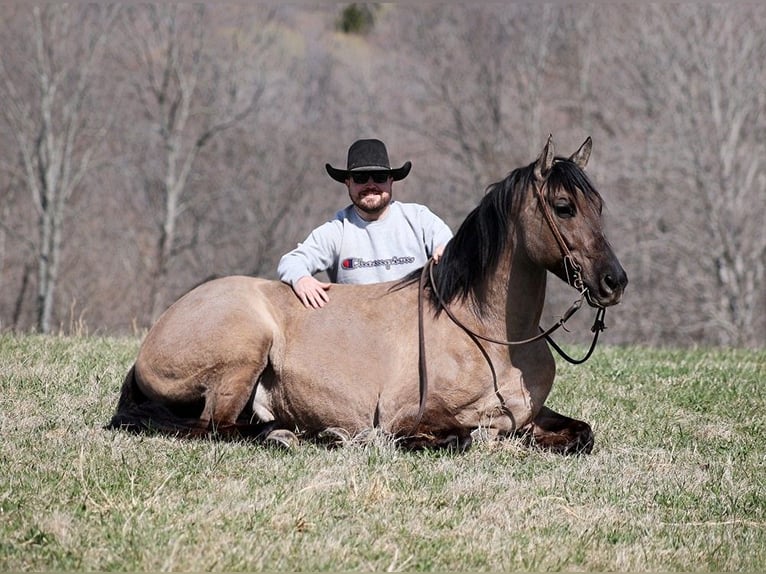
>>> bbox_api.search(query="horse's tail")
[109,364,143,416]
[105,365,274,440]
[105,365,207,437]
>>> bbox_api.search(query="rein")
[412,177,607,433]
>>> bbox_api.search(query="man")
[278,138,453,309]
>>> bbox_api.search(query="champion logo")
[341,256,416,271]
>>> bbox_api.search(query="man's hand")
[293,276,331,309]
[433,244,446,263]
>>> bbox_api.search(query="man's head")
[326,139,411,221]
[346,169,393,219]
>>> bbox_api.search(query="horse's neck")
[484,243,547,339]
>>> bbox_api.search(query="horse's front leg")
[399,430,474,451]
[517,405,594,455]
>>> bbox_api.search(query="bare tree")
[0,5,118,333]
[607,4,766,346]
[0,3,762,345]
[380,4,583,226]
[117,4,281,322]
[387,3,766,346]
[672,6,766,345]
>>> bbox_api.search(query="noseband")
[412,176,607,433]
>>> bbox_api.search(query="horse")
[107,136,627,454]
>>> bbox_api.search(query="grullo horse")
[107,136,627,454]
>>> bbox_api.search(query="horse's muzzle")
[589,265,628,307]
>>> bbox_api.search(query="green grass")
[1,334,764,571]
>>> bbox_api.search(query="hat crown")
[325,138,411,182]
[347,139,391,171]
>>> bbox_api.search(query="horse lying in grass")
[107,136,627,454]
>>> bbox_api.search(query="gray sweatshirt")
[278,201,453,286]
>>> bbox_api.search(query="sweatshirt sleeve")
[420,205,453,255]
[277,219,343,287]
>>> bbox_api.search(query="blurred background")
[0,3,763,347]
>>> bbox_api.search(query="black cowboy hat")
[325,139,412,183]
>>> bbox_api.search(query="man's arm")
[277,220,341,309]
[422,206,453,261]
[432,243,446,263]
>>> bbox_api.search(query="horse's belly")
[267,303,417,434]
[267,364,384,434]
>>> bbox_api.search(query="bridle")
[413,175,607,432]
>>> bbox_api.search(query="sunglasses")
[350,172,390,184]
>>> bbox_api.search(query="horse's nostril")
[602,269,628,294]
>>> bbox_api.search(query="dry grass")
[1,334,764,571]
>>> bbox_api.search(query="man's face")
[346,172,393,219]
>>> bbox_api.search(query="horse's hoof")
[316,427,351,447]
[518,425,594,455]
[565,432,594,455]
[440,433,473,452]
[350,427,378,444]
[264,429,298,450]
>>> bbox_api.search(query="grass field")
[0,333,764,571]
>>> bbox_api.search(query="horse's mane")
[399,157,602,314]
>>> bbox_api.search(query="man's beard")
[354,191,391,215]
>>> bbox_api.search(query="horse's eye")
[554,201,575,218]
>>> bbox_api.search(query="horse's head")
[521,136,627,307]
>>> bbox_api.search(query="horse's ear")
[534,134,555,181]
[570,137,592,169]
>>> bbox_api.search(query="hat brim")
[326,161,411,183]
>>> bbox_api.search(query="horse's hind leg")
[399,430,473,452]
[200,360,300,447]
[200,363,264,436]
[518,405,594,455]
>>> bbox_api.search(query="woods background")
[0,3,763,347]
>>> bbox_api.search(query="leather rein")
[413,179,607,430]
